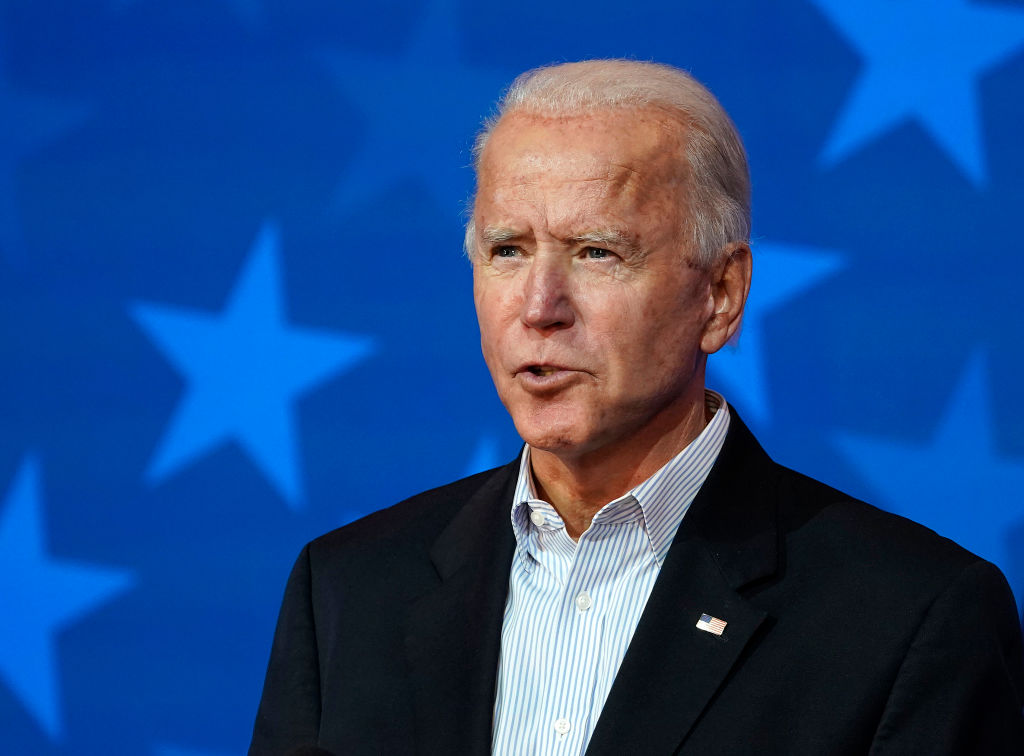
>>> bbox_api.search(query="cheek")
[474,278,500,328]
[475,288,521,369]
[615,289,708,371]
[476,297,518,345]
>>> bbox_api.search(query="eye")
[494,245,520,258]
[585,247,613,260]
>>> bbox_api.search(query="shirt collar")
[510,389,731,568]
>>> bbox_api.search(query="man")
[250,60,1024,755]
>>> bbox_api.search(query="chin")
[520,432,582,454]
[501,392,603,454]
[510,412,597,456]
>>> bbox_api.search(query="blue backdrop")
[2,0,1023,753]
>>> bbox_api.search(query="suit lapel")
[403,414,780,756]
[586,414,780,756]
[404,460,519,756]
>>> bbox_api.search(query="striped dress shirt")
[491,391,730,755]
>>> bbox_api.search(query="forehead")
[476,108,688,201]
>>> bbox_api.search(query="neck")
[530,390,711,539]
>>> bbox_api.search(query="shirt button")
[575,591,592,612]
[554,717,571,735]
[529,509,546,527]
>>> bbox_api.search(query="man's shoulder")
[719,413,974,572]
[305,462,514,567]
[773,462,982,586]
[712,414,982,581]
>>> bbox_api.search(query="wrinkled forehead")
[476,108,690,195]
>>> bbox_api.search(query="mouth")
[527,365,560,377]
[514,364,583,391]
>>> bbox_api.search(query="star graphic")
[0,456,135,741]
[0,41,89,262]
[707,241,843,426]
[835,352,1024,586]
[319,0,511,217]
[130,221,376,508]
[112,0,264,30]
[463,434,501,477]
[810,0,1024,185]
[222,0,263,29]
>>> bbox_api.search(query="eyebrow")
[568,229,646,257]
[479,226,522,245]
[478,225,647,258]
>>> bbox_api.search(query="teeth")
[533,367,556,376]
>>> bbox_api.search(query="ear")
[700,242,752,354]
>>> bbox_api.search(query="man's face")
[472,108,725,461]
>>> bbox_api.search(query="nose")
[521,255,575,332]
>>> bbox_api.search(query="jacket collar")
[585,411,780,755]
[403,457,519,756]
[405,411,781,756]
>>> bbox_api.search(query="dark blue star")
[131,221,376,509]
[0,456,135,740]
[0,42,88,262]
[810,0,1024,184]
[708,241,843,425]
[219,0,264,29]
[319,0,510,218]
[112,0,264,30]
[835,352,1024,590]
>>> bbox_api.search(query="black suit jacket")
[250,416,1024,754]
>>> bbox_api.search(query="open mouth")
[527,366,560,377]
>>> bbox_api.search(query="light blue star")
[810,0,1024,184]
[708,241,843,426]
[835,352,1024,582]
[0,40,88,262]
[463,434,501,477]
[319,0,510,216]
[131,221,375,508]
[0,456,135,741]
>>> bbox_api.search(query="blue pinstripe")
[491,391,731,755]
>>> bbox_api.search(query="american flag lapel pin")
[696,613,727,636]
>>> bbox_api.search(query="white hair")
[465,59,751,269]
